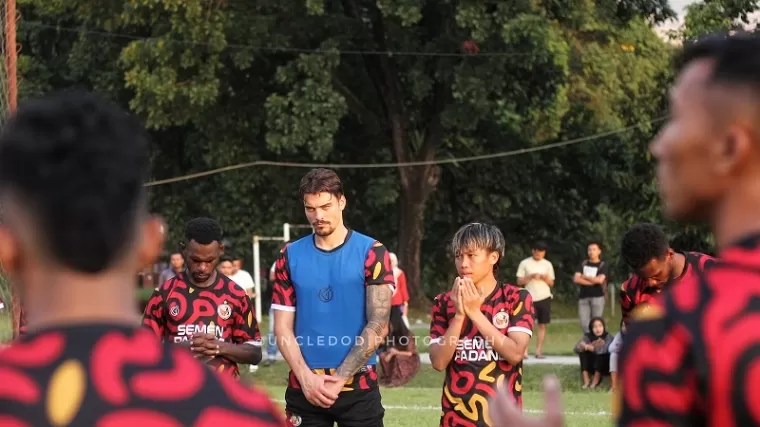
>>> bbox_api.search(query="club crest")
[169,303,180,317]
[492,310,509,329]
[217,301,232,320]
[288,414,302,426]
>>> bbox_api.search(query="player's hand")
[450,277,465,317]
[460,278,483,316]
[300,371,338,408]
[323,375,348,405]
[490,375,565,427]
[190,333,221,357]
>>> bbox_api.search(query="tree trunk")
[397,165,439,309]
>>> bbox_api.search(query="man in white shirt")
[230,255,256,300]
[516,241,555,359]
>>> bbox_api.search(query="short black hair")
[0,90,150,273]
[184,217,223,245]
[677,32,760,92]
[620,223,670,270]
[588,241,602,250]
[533,241,548,251]
[219,255,233,263]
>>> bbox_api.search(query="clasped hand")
[300,370,347,408]
[450,277,485,316]
[189,333,221,362]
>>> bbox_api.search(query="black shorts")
[533,298,551,324]
[285,386,384,427]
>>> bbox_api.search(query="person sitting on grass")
[573,316,612,389]
[378,308,420,388]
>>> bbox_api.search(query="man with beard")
[272,168,394,427]
[489,33,760,427]
[143,217,263,378]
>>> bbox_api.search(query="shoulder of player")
[685,251,717,270]
[620,275,642,293]
[219,274,248,298]
[433,291,452,308]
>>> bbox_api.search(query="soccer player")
[143,217,263,378]
[608,222,713,391]
[491,33,760,427]
[272,168,394,427]
[429,222,534,427]
[0,90,285,426]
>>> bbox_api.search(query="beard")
[313,222,335,237]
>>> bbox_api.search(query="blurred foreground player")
[489,33,760,427]
[143,217,263,378]
[429,223,534,426]
[0,90,285,426]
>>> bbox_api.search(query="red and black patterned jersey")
[619,251,713,327]
[0,324,285,427]
[142,272,262,378]
[429,282,534,427]
[615,238,760,426]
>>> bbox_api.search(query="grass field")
[246,362,614,427]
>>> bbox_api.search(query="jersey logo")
[169,303,180,317]
[217,301,232,320]
[493,310,509,329]
[288,413,302,426]
[318,286,334,302]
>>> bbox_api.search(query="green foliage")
[13,0,714,305]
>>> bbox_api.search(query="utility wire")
[24,21,566,58]
[144,117,666,187]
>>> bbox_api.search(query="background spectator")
[516,241,555,359]
[390,252,410,328]
[574,241,608,333]
[574,317,612,389]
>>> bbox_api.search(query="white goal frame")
[251,223,312,322]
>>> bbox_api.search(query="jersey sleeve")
[429,293,450,344]
[142,287,167,336]
[508,289,534,337]
[547,262,555,281]
[271,248,296,312]
[232,294,262,346]
[364,241,395,292]
[616,301,697,426]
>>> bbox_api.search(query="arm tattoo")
[336,285,392,378]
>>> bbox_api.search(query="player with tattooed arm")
[272,168,394,427]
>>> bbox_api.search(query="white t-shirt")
[230,269,255,291]
[516,257,555,302]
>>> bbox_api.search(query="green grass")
[245,362,613,427]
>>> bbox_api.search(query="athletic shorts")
[285,385,384,427]
[533,297,551,324]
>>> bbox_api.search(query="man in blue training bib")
[272,168,395,427]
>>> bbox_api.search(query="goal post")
[251,223,312,323]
